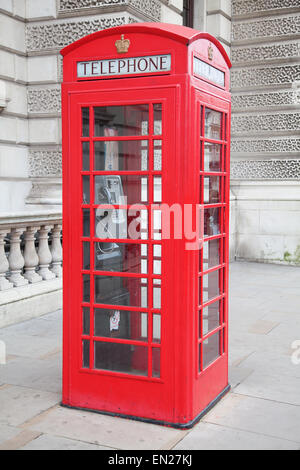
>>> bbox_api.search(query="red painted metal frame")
[61,23,231,428]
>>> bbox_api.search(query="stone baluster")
[37,225,56,280]
[50,224,62,278]
[0,230,13,291]
[24,226,43,284]
[8,228,28,287]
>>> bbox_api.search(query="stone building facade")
[0,0,299,325]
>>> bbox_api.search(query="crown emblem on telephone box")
[115,35,130,54]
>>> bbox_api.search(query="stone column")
[50,224,62,278]
[24,226,43,284]
[8,228,29,287]
[0,230,13,291]
[38,225,56,280]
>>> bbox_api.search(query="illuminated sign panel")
[193,56,225,87]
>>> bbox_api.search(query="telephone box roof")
[60,22,231,69]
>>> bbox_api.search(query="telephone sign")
[77,54,172,79]
[61,23,231,428]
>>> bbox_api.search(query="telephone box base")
[61,384,231,430]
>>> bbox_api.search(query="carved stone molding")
[29,150,62,178]
[231,64,300,89]
[231,159,300,180]
[28,88,61,114]
[232,42,300,64]
[59,0,161,20]
[231,138,300,154]
[232,15,300,42]
[232,0,300,17]
[26,16,128,51]
[60,0,126,8]
[27,178,62,205]
[232,91,300,110]
[232,113,300,134]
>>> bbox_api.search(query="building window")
[183,0,194,28]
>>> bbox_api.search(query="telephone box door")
[63,84,177,423]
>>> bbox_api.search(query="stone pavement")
[0,262,299,450]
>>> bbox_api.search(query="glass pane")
[152,210,162,240]
[82,340,90,368]
[204,207,221,237]
[83,307,90,336]
[202,301,220,336]
[95,243,148,273]
[154,140,162,171]
[203,332,220,369]
[94,175,148,205]
[94,308,147,341]
[204,143,222,172]
[83,275,90,303]
[199,343,202,372]
[94,105,149,137]
[205,109,222,140]
[153,314,161,344]
[82,142,90,171]
[153,243,162,275]
[94,341,148,376]
[82,176,90,204]
[203,238,221,271]
[153,103,162,135]
[203,270,221,303]
[83,242,90,270]
[153,286,161,309]
[83,209,90,237]
[153,259,161,275]
[94,208,148,240]
[153,244,162,258]
[153,176,162,203]
[152,348,160,378]
[204,176,221,204]
[82,107,89,137]
[95,276,147,308]
[94,140,148,172]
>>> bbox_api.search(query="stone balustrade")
[0,212,62,292]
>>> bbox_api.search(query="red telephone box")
[61,23,231,428]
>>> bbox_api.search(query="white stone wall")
[0,1,30,212]
[193,0,232,57]
[230,0,300,265]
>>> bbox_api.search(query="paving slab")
[236,351,300,379]
[20,434,115,451]
[203,393,300,443]
[247,320,279,335]
[0,385,60,427]
[234,372,300,406]
[0,356,61,394]
[24,405,187,451]
[0,424,23,446]
[0,333,61,359]
[0,429,42,450]
[0,310,62,338]
[174,422,299,450]
[228,366,254,389]
[229,330,293,356]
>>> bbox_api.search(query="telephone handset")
[95,175,127,240]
